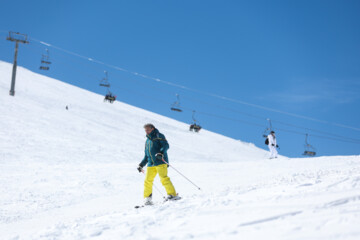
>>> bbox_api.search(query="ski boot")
[165,194,181,201]
[144,194,153,206]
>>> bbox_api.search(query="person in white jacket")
[268,131,278,159]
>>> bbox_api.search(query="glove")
[155,153,163,161]
[276,145,279,148]
[137,165,143,173]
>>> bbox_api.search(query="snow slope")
[0,60,360,240]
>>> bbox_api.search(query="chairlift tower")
[6,31,29,96]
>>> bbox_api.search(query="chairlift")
[39,49,51,70]
[170,94,182,112]
[99,72,116,103]
[262,118,273,138]
[99,71,110,88]
[189,110,202,132]
[104,90,116,104]
[303,134,316,156]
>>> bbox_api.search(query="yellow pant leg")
[156,164,176,196]
[144,166,157,198]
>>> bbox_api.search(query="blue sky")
[0,0,359,157]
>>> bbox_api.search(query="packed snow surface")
[0,61,359,240]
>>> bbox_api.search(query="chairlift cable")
[49,62,360,145]
[178,94,360,143]
[28,36,360,133]
[20,40,360,145]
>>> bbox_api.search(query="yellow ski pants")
[144,164,176,198]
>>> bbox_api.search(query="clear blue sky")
[1,0,360,157]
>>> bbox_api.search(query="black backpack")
[265,138,269,145]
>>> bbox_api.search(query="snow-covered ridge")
[1,60,359,240]
[0,60,267,165]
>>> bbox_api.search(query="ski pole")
[141,169,165,198]
[161,158,201,191]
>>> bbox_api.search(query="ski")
[134,203,155,208]
[163,196,182,203]
[135,197,182,209]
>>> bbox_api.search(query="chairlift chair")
[170,94,183,112]
[303,134,316,156]
[303,150,316,156]
[39,49,51,70]
[41,60,51,65]
[190,124,202,132]
[39,66,50,70]
[171,107,182,112]
[189,110,202,132]
[99,71,110,88]
[104,91,116,104]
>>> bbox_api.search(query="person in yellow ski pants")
[144,163,176,198]
[138,123,180,205]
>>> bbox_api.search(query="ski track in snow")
[0,61,360,240]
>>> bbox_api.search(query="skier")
[267,131,279,159]
[137,123,180,205]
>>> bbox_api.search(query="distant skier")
[267,131,279,159]
[137,123,180,205]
